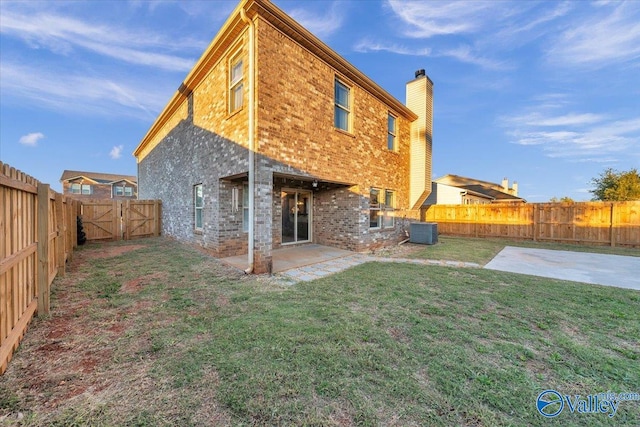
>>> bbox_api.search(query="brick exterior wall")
[137,9,428,273]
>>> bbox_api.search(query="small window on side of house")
[229,54,244,113]
[334,79,351,132]
[383,190,395,228]
[387,113,397,151]
[71,183,81,194]
[81,184,92,195]
[194,184,203,231]
[125,187,133,197]
[114,186,124,197]
[369,188,380,229]
[242,183,249,233]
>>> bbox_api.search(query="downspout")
[240,8,255,274]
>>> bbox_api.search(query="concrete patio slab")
[221,244,354,273]
[484,246,640,291]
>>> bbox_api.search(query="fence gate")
[81,200,120,241]
[81,200,161,241]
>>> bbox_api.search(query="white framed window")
[387,113,397,151]
[370,188,395,229]
[334,79,351,132]
[242,183,249,233]
[383,190,395,228]
[229,54,244,113]
[114,186,124,197]
[369,188,380,229]
[71,183,91,195]
[194,184,203,231]
[125,187,133,197]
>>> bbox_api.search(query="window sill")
[194,229,203,235]
[334,127,355,138]
[226,107,244,120]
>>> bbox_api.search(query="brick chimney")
[406,69,434,209]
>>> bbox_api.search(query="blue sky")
[1,0,639,200]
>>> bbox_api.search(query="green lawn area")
[406,235,640,265]
[1,237,638,426]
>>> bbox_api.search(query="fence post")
[154,200,162,237]
[532,204,538,242]
[55,193,65,277]
[610,203,616,247]
[37,183,50,315]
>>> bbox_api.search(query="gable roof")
[434,174,525,202]
[457,184,522,201]
[134,0,417,159]
[60,170,137,185]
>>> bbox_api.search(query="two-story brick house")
[134,0,433,274]
[60,170,138,200]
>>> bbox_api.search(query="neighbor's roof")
[134,0,418,158]
[458,185,523,201]
[60,170,137,184]
[434,174,525,202]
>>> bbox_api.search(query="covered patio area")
[221,244,354,273]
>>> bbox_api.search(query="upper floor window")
[114,186,124,197]
[387,113,397,151]
[194,184,203,231]
[125,187,133,197]
[229,54,244,113]
[71,183,92,195]
[334,79,351,132]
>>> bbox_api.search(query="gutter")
[240,7,255,274]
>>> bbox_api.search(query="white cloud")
[502,105,640,160]
[547,2,640,67]
[0,9,200,72]
[288,2,345,38]
[19,132,44,147]
[0,61,170,119]
[110,145,124,159]
[353,39,431,56]
[439,45,509,70]
[386,0,496,38]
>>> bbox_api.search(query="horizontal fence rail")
[422,201,640,247]
[1,161,161,375]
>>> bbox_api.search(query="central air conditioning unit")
[409,222,438,245]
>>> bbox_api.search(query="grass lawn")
[404,236,640,265]
[1,237,638,426]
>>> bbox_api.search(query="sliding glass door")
[281,190,311,244]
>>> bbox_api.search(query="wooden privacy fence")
[422,201,640,247]
[81,199,161,241]
[1,162,79,375]
[1,161,161,375]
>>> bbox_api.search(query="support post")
[37,183,50,315]
[55,192,65,276]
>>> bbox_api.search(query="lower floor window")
[370,188,395,229]
[194,184,203,230]
[242,183,249,232]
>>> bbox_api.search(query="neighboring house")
[133,0,433,274]
[60,170,138,199]
[424,174,525,205]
